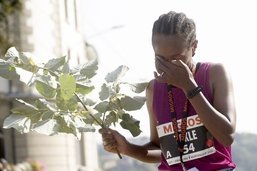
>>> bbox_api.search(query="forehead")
[152,34,187,55]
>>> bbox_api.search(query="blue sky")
[81,0,257,138]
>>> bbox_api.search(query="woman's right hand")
[99,128,129,155]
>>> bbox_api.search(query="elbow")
[221,133,235,147]
[221,123,236,146]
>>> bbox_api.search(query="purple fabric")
[153,63,236,171]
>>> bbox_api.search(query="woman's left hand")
[154,56,196,91]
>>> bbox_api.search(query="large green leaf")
[30,112,44,124]
[34,99,56,112]
[73,74,88,82]
[34,99,55,121]
[4,47,19,62]
[80,59,98,79]
[99,83,110,100]
[35,82,56,99]
[94,101,109,113]
[108,96,121,111]
[104,111,117,127]
[14,99,38,112]
[11,99,43,124]
[105,65,129,83]
[17,51,31,65]
[120,114,141,137]
[80,96,96,106]
[56,115,81,139]
[62,63,70,74]
[15,67,35,85]
[33,119,58,136]
[3,114,31,134]
[73,117,95,132]
[35,75,57,98]
[82,112,103,126]
[70,65,81,75]
[17,53,38,73]
[35,75,57,88]
[120,96,146,111]
[0,60,20,80]
[127,82,149,93]
[59,74,76,100]
[11,107,38,117]
[44,56,66,71]
[40,111,55,121]
[76,82,94,95]
[56,93,78,111]
[4,47,38,73]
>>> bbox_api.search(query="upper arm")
[210,63,237,132]
[146,80,160,147]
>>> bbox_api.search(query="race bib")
[188,167,199,171]
[156,115,216,166]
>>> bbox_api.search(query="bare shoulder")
[146,79,160,145]
[209,62,232,88]
[146,79,155,97]
[208,62,235,114]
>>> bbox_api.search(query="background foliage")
[0,0,22,56]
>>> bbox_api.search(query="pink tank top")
[153,62,236,171]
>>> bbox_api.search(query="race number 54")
[183,143,195,154]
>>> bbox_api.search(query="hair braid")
[152,11,196,48]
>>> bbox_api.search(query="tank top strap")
[194,62,213,103]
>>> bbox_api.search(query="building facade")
[0,0,100,171]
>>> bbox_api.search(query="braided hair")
[152,11,196,49]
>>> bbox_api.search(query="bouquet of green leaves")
[0,47,148,142]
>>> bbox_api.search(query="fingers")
[155,56,175,83]
[103,139,118,152]
[155,56,170,74]
[99,128,112,135]
[170,59,186,68]
[154,71,166,83]
[154,61,168,83]
[99,128,113,144]
[99,128,119,153]
[155,56,182,76]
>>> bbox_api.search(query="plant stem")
[74,93,103,127]
[74,93,122,159]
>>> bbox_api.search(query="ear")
[192,40,198,57]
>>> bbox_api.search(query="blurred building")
[0,0,100,171]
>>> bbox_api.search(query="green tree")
[0,0,22,56]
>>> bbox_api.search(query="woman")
[100,11,236,171]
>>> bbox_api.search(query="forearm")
[123,141,161,163]
[189,92,235,145]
